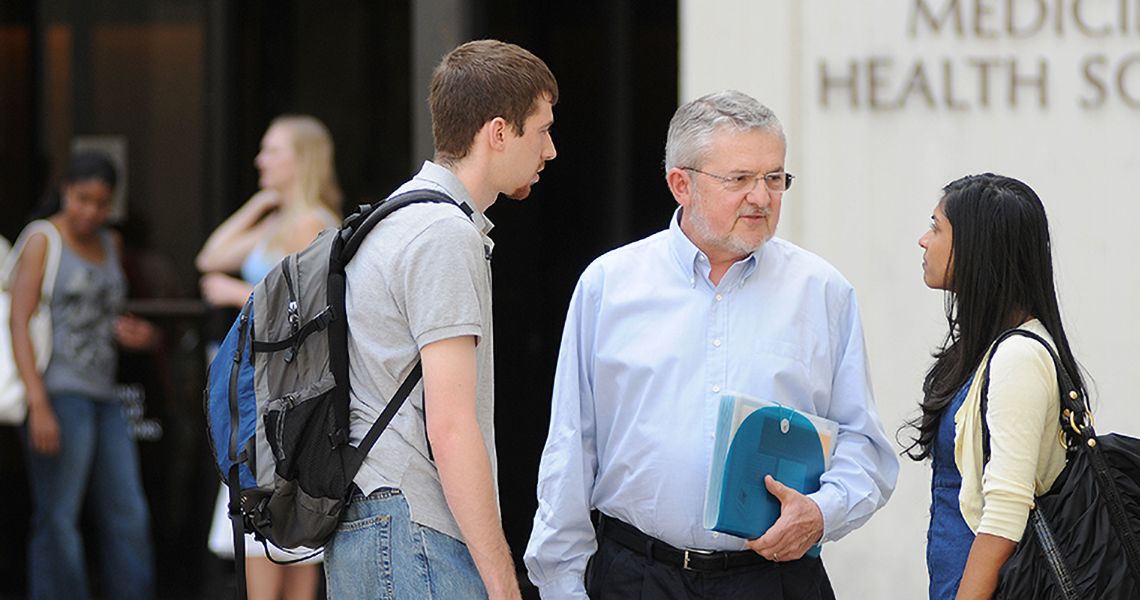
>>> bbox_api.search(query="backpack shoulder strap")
[326,187,469,448]
[338,188,470,266]
[347,361,424,475]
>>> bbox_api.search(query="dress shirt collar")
[667,207,759,288]
[410,160,495,238]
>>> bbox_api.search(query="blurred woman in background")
[197,114,342,600]
[9,151,158,600]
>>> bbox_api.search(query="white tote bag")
[0,220,62,424]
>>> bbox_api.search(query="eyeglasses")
[681,167,795,194]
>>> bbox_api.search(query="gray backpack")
[203,188,467,598]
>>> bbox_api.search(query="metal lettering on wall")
[117,383,163,441]
[817,0,1140,110]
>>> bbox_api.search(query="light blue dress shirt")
[524,210,899,598]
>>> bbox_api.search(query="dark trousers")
[586,527,836,600]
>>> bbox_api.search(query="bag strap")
[228,463,247,600]
[979,328,1090,463]
[1,220,63,300]
[348,360,424,475]
[251,306,334,354]
[326,188,470,448]
[339,188,472,264]
[228,299,253,600]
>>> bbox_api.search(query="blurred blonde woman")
[196,114,342,305]
[198,115,341,600]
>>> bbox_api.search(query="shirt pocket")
[740,337,820,409]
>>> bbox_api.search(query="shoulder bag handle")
[2,220,63,301]
[979,328,1090,464]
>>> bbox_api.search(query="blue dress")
[927,376,977,599]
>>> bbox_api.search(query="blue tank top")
[239,237,281,285]
[239,207,339,285]
[926,375,977,599]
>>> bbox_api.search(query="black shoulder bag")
[980,328,1140,599]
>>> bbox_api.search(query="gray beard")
[687,193,770,258]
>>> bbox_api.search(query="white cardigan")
[953,319,1070,542]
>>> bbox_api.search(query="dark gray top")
[43,229,125,401]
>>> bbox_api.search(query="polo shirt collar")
[412,160,495,237]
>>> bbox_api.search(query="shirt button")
[712,385,721,393]
[713,339,721,347]
[715,294,723,302]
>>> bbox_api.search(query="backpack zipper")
[281,256,301,363]
[271,394,296,462]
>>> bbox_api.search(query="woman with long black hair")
[905,173,1087,599]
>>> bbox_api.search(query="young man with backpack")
[324,40,557,599]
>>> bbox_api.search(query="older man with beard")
[524,90,898,600]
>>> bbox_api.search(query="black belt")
[597,513,771,573]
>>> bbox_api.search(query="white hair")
[664,90,784,171]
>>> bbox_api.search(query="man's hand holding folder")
[745,475,825,562]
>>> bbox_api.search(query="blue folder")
[704,394,835,557]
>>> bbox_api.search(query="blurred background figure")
[196,115,342,306]
[196,114,342,600]
[8,150,159,600]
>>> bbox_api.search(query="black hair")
[29,151,118,221]
[901,173,1086,461]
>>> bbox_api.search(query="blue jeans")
[23,393,155,600]
[324,488,487,599]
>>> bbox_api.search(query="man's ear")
[666,167,694,209]
[485,116,510,151]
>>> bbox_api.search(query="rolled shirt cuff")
[807,484,845,543]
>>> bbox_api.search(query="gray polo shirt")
[346,161,496,542]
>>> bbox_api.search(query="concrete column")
[411,0,471,168]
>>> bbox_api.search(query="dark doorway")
[474,3,681,592]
